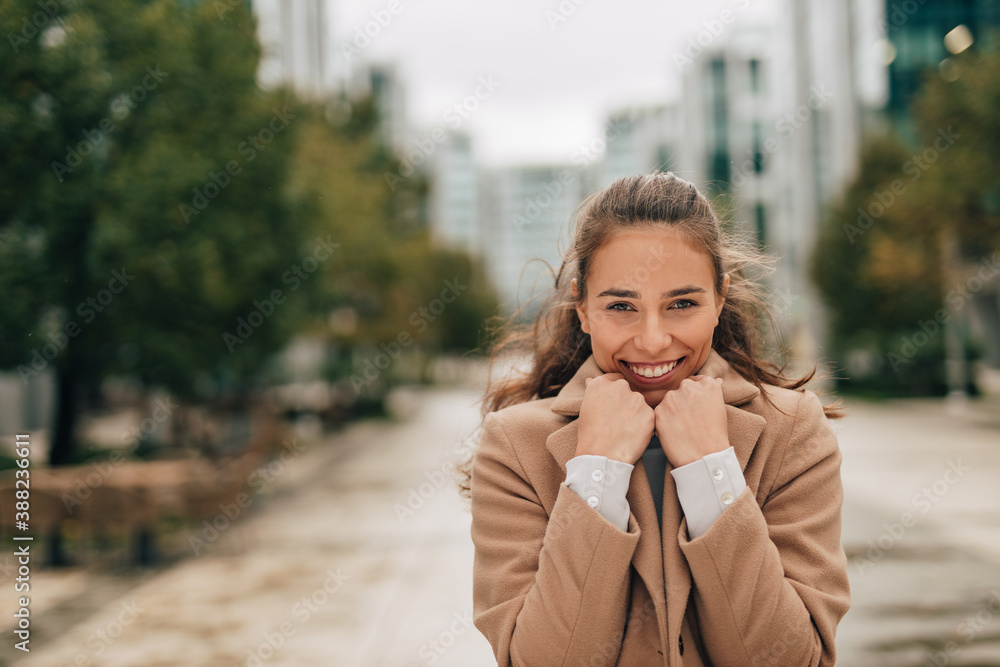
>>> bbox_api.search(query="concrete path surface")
[3,386,495,667]
[835,397,1000,667]
[3,383,1000,666]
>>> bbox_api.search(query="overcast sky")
[328,0,778,167]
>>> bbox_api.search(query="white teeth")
[626,360,678,378]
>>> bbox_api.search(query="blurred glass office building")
[883,0,1000,137]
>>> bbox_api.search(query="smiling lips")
[622,359,682,379]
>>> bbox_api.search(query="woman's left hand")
[653,375,730,467]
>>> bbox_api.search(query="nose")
[632,311,672,354]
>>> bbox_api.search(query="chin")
[640,388,667,407]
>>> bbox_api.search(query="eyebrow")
[596,285,707,299]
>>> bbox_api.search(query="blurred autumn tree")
[287,100,499,393]
[910,47,1000,262]
[0,0,314,464]
[812,46,1000,395]
[811,136,946,393]
[0,0,499,465]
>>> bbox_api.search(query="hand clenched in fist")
[653,374,730,467]
[574,373,655,465]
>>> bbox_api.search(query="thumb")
[584,377,592,387]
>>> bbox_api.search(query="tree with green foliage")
[906,46,1000,385]
[811,135,947,393]
[811,46,1000,394]
[909,47,1000,259]
[0,0,316,464]
[286,100,499,390]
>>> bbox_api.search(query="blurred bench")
[0,404,284,567]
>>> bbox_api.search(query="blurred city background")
[1,0,999,665]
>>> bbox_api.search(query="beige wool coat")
[470,349,851,666]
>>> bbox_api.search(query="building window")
[708,58,730,191]
[709,151,731,189]
[656,144,672,172]
[749,58,762,94]
[710,58,727,138]
[754,202,767,246]
[752,122,764,174]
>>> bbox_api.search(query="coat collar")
[550,348,761,419]
[544,348,767,655]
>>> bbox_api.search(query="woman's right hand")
[574,373,655,465]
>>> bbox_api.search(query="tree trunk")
[49,365,79,466]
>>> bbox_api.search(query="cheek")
[590,311,718,350]
[676,314,720,343]
[589,314,629,343]
[701,319,722,345]
[595,312,636,331]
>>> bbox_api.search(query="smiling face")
[572,227,729,407]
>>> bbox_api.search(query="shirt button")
[587,495,600,508]
[712,468,725,481]
[591,469,604,482]
[721,492,734,505]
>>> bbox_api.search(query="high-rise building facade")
[252,0,330,97]
[478,166,591,319]
[596,105,682,188]
[679,1,882,366]
[429,131,481,258]
[882,0,1000,138]
[878,0,1000,385]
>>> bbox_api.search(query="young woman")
[461,173,850,666]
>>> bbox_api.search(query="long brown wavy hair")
[454,173,842,499]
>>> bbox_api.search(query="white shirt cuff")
[565,455,634,532]
[669,446,745,539]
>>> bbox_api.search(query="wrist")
[574,441,634,465]
[667,440,730,467]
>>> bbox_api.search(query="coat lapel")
[546,359,668,649]
[547,349,767,653]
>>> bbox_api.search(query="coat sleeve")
[676,390,851,666]
[470,411,642,666]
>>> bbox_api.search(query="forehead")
[589,228,715,289]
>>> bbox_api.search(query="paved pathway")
[3,383,1000,666]
[3,386,495,667]
[835,397,1000,667]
